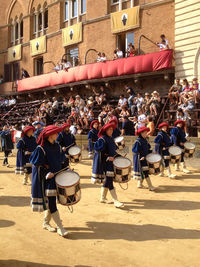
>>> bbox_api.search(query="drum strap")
[38,145,46,156]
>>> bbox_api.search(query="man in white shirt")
[52,97,58,109]
[118,95,127,109]
[116,48,123,58]
[75,95,85,109]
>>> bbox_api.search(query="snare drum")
[184,142,195,158]
[68,146,81,163]
[146,153,162,174]
[169,146,182,164]
[113,156,131,183]
[114,136,125,150]
[55,170,81,206]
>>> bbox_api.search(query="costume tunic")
[154,130,171,167]
[170,126,187,162]
[88,128,98,153]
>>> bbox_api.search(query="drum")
[169,146,182,164]
[68,146,81,163]
[55,170,81,206]
[114,136,125,150]
[184,142,195,158]
[25,163,32,167]
[113,156,131,183]
[146,153,162,174]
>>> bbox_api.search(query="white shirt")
[138,114,147,128]
[70,125,77,135]
[118,98,127,106]
[52,100,58,108]
[117,50,123,58]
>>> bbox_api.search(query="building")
[175,0,200,81]
[0,0,174,96]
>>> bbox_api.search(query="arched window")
[38,12,42,31]
[20,20,23,38]
[44,9,48,29]
[15,22,19,40]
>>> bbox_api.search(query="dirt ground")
[0,152,200,267]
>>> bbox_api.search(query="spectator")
[54,61,62,72]
[127,43,136,57]
[75,95,85,110]
[8,97,16,106]
[137,108,147,128]
[176,108,189,137]
[87,96,94,108]
[116,48,123,58]
[100,53,107,62]
[143,92,151,113]
[150,91,161,116]
[147,116,155,136]
[21,68,30,79]
[121,116,134,136]
[118,94,127,109]
[0,125,14,167]
[157,34,169,47]
[135,93,144,110]
[169,78,182,104]
[62,59,72,71]
[96,52,102,62]
[156,39,169,51]
[68,96,75,107]
[125,85,136,108]
[113,50,118,60]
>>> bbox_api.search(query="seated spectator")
[147,116,155,136]
[113,50,118,60]
[116,48,123,58]
[127,43,136,57]
[119,106,130,118]
[68,96,75,107]
[118,94,127,109]
[137,108,147,128]
[96,52,102,62]
[190,77,199,90]
[79,107,88,129]
[87,96,94,108]
[100,53,107,62]
[157,34,169,48]
[62,59,72,71]
[75,95,85,110]
[62,97,69,112]
[156,39,169,51]
[150,91,161,116]
[54,61,62,72]
[21,68,30,79]
[135,93,144,110]
[77,125,83,135]
[8,97,16,106]
[70,122,77,135]
[143,92,151,113]
[176,108,190,137]
[87,107,95,123]
[168,78,182,104]
[121,116,134,136]
[52,97,59,113]
[0,75,4,84]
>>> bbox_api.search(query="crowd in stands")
[0,76,199,139]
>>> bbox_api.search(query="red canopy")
[18,50,173,92]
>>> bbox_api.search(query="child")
[0,125,14,167]
[132,126,155,191]
[88,120,99,158]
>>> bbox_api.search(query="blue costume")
[15,135,37,175]
[34,128,43,141]
[88,128,98,154]
[57,131,76,167]
[92,134,118,190]
[0,130,14,165]
[30,140,67,212]
[112,127,121,139]
[154,130,171,167]
[170,126,187,162]
[132,136,151,180]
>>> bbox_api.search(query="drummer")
[92,122,124,208]
[132,126,156,191]
[170,120,191,173]
[109,117,121,138]
[15,126,37,185]
[57,122,76,168]
[88,120,99,158]
[30,125,68,237]
[154,122,176,178]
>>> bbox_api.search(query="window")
[35,57,43,75]
[64,0,69,20]
[72,0,77,18]
[20,20,23,38]
[34,14,37,33]
[15,23,19,40]
[66,47,79,67]
[11,25,14,44]
[126,32,134,50]
[44,9,48,29]
[112,0,119,4]
[81,0,86,14]
[38,12,42,31]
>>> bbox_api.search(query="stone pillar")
[131,0,134,8]
[41,8,45,36]
[68,0,71,26]
[35,11,39,38]
[13,22,16,46]
[119,0,122,11]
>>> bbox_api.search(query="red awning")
[18,50,173,92]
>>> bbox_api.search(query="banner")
[30,35,46,56]
[62,22,82,47]
[111,6,140,34]
[8,44,22,62]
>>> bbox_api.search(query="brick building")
[0,0,175,97]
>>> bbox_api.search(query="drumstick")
[54,166,69,176]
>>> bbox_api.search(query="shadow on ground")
[0,196,30,207]
[68,222,200,241]
[0,220,15,228]
[0,260,91,267]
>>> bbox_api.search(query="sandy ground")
[0,152,200,267]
